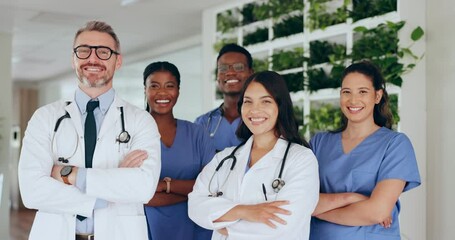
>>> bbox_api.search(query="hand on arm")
[214,200,291,229]
[315,179,405,226]
[312,192,368,216]
[146,179,196,207]
[118,149,148,168]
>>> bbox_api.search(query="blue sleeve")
[378,133,421,192]
[309,132,325,155]
[194,114,206,126]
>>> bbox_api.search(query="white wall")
[0,32,13,238]
[397,1,427,239]
[426,0,455,239]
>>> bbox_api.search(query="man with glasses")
[18,21,161,240]
[195,43,254,152]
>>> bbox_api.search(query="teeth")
[225,79,239,84]
[349,107,362,111]
[250,117,266,122]
[156,100,170,103]
[85,67,102,72]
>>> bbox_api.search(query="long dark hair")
[236,71,309,147]
[143,61,181,112]
[334,60,393,132]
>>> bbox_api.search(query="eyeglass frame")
[73,45,120,60]
[217,62,246,74]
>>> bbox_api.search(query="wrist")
[60,166,75,185]
[163,177,171,194]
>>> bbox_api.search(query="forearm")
[315,200,387,226]
[315,179,406,226]
[214,205,245,222]
[145,192,187,207]
[312,192,368,216]
[168,179,196,196]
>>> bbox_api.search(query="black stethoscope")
[51,103,130,163]
[208,140,292,197]
[206,104,224,138]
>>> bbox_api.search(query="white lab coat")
[188,137,319,240]
[18,94,161,240]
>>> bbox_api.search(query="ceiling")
[0,0,227,82]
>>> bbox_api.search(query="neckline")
[339,127,383,155]
[161,119,180,149]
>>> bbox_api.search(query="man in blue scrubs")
[195,44,254,152]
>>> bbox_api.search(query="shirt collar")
[75,88,115,115]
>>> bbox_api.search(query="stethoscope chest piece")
[272,178,285,193]
[117,131,130,143]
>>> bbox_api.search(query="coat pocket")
[29,211,75,240]
[114,215,148,240]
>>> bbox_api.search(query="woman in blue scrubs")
[143,61,216,240]
[309,61,421,240]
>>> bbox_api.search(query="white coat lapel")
[65,101,83,137]
[98,96,121,140]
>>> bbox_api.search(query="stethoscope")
[51,103,130,163]
[208,140,292,197]
[206,104,224,138]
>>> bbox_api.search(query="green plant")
[282,72,304,92]
[213,37,237,52]
[307,0,349,31]
[251,2,270,21]
[307,65,343,92]
[309,40,346,66]
[309,103,342,136]
[389,94,399,130]
[272,48,304,71]
[273,14,304,39]
[253,58,269,72]
[293,105,305,128]
[351,0,397,22]
[352,21,424,86]
[216,9,239,33]
[243,28,268,46]
[270,0,305,18]
[241,3,261,25]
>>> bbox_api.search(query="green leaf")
[411,26,424,41]
[401,48,418,59]
[353,26,368,32]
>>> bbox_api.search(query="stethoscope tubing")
[208,140,291,197]
[52,105,130,164]
[207,104,224,138]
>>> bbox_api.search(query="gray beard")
[79,76,109,88]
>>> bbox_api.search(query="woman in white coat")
[188,71,319,240]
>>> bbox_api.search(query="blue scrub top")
[309,127,421,240]
[194,107,242,152]
[144,120,216,240]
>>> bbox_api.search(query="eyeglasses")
[218,63,246,73]
[73,45,119,60]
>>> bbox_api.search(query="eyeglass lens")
[74,46,117,60]
[218,63,245,73]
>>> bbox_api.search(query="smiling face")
[340,72,383,126]
[217,52,253,96]
[72,31,122,91]
[241,81,278,138]
[145,71,179,116]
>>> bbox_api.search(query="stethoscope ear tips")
[58,157,69,163]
